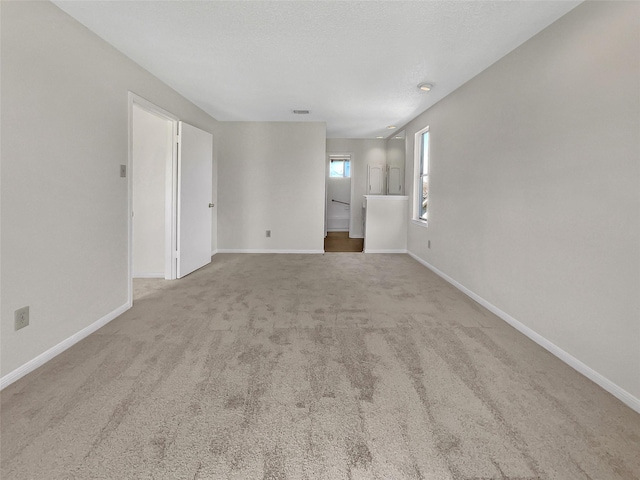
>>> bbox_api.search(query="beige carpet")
[1,254,639,479]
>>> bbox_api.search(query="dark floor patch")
[347,441,372,469]
[263,445,286,480]
[224,394,245,409]
[269,329,290,346]
[337,330,377,402]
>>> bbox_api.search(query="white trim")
[413,125,430,222]
[364,195,408,201]
[406,251,640,414]
[211,250,218,257]
[217,249,324,254]
[133,273,164,278]
[0,302,131,391]
[364,249,408,254]
[411,219,429,229]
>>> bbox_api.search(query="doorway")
[326,154,352,232]
[128,93,214,305]
[131,102,176,282]
[325,154,362,252]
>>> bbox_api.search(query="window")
[330,156,350,177]
[415,127,429,222]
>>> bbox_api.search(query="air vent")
[292,109,310,114]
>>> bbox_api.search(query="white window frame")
[413,125,430,226]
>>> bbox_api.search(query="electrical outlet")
[428,240,431,249]
[15,306,29,331]
[120,164,127,178]
[266,230,271,238]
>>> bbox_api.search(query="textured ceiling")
[53,1,581,138]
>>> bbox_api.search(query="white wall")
[217,122,326,252]
[132,105,172,277]
[404,1,640,404]
[326,139,386,237]
[386,136,405,170]
[364,196,408,253]
[1,1,218,379]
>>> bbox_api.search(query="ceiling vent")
[292,109,310,114]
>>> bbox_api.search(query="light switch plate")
[120,164,127,177]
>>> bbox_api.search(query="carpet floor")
[1,253,639,479]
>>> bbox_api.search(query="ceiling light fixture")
[417,82,433,91]
[387,126,396,130]
[376,136,384,139]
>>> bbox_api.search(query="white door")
[177,121,213,278]
[387,165,403,195]
[367,164,384,195]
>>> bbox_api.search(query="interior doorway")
[325,154,362,252]
[326,154,352,232]
[131,101,176,281]
[128,93,179,306]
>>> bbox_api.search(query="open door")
[177,121,213,278]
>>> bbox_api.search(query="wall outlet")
[120,164,127,178]
[15,306,29,331]
[266,230,271,238]
[428,240,431,249]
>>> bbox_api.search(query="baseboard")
[133,273,164,278]
[364,249,408,254]
[217,249,324,254]
[0,302,131,391]
[211,249,218,257]
[406,251,640,414]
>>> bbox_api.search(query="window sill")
[411,219,429,229]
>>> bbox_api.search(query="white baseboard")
[133,273,164,278]
[0,302,131,391]
[364,249,408,254]
[217,249,325,254]
[407,251,640,414]
[211,249,218,257]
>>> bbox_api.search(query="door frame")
[127,92,179,305]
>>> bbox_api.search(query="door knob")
[209,203,215,208]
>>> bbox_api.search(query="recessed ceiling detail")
[52,1,582,138]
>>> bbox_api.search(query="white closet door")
[177,121,213,278]
[367,164,384,195]
[388,166,403,195]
